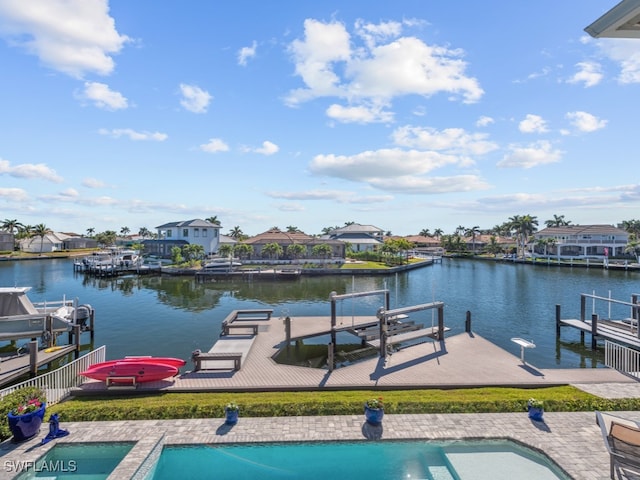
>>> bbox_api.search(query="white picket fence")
[605,340,640,378]
[0,345,106,405]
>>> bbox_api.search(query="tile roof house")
[532,225,630,258]
[322,224,384,253]
[243,228,345,259]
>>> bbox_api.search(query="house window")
[213,229,218,238]
[166,230,172,238]
[183,229,189,237]
[203,229,207,237]
[194,228,199,238]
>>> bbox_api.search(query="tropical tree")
[621,219,640,236]
[419,228,431,237]
[206,216,221,225]
[86,227,95,237]
[536,237,556,257]
[544,214,571,228]
[311,243,333,259]
[182,244,205,265]
[455,225,466,236]
[625,234,640,262]
[1,219,23,234]
[432,228,443,240]
[234,243,253,260]
[95,230,117,247]
[286,243,306,260]
[228,226,244,239]
[171,246,184,264]
[465,226,481,254]
[217,244,234,258]
[509,214,538,257]
[486,235,502,257]
[138,227,151,238]
[120,226,130,237]
[32,224,51,254]
[262,242,283,260]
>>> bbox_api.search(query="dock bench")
[221,321,259,336]
[192,352,243,371]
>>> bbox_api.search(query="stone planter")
[7,403,46,442]
[364,405,384,425]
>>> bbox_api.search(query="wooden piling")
[29,340,38,377]
[555,305,561,337]
[465,310,471,333]
[591,313,598,350]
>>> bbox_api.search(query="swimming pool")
[148,439,571,480]
[14,442,134,479]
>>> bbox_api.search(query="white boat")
[0,287,93,341]
[75,247,142,272]
[203,257,242,270]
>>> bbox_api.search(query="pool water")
[15,442,134,479]
[149,440,571,480]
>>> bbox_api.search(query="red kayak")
[80,360,179,383]
[83,356,186,370]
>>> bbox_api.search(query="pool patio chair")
[596,411,640,479]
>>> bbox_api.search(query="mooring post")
[90,306,95,341]
[73,325,81,359]
[327,342,334,372]
[329,291,337,346]
[437,306,444,340]
[555,304,561,337]
[465,311,471,333]
[580,295,586,322]
[45,315,53,348]
[29,340,38,377]
[591,313,598,350]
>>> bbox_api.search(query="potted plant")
[364,397,384,425]
[527,398,544,421]
[224,402,239,425]
[4,387,47,442]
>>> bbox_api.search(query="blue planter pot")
[527,406,544,421]
[7,403,46,442]
[225,408,239,425]
[364,405,384,425]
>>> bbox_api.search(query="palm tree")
[32,224,51,254]
[286,226,300,233]
[120,226,130,237]
[206,216,221,226]
[138,227,151,238]
[621,219,640,236]
[419,228,431,237]
[1,219,23,234]
[86,227,95,237]
[509,214,538,257]
[433,228,444,240]
[544,215,571,228]
[465,226,481,254]
[262,242,283,260]
[228,226,243,239]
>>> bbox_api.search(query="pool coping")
[0,410,626,480]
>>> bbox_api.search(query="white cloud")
[200,138,229,153]
[476,116,494,127]
[367,175,490,194]
[254,141,279,155]
[98,128,168,141]
[82,177,106,188]
[238,41,257,66]
[594,39,640,84]
[518,114,548,134]
[565,111,607,133]
[326,104,394,124]
[392,126,498,155]
[0,0,130,78]
[266,189,394,204]
[0,159,63,182]
[0,187,29,202]
[497,140,563,169]
[60,188,79,198]
[179,83,212,113]
[285,19,483,116]
[568,61,603,88]
[78,82,128,110]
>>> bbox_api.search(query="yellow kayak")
[44,346,65,353]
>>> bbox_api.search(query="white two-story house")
[155,219,221,256]
[532,225,630,259]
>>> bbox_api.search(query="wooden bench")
[192,352,243,371]
[221,321,259,336]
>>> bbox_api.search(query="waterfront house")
[19,232,71,253]
[0,232,14,252]
[532,225,630,259]
[147,219,221,258]
[243,228,344,260]
[323,223,384,252]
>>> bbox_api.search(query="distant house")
[20,232,71,253]
[243,228,345,259]
[323,224,384,252]
[532,225,630,258]
[0,232,14,252]
[147,219,222,258]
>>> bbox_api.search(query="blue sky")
[0,1,638,237]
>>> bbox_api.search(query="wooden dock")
[0,344,77,388]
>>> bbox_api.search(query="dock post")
[580,295,586,321]
[555,305,561,337]
[90,307,95,341]
[465,311,471,333]
[73,325,81,359]
[329,292,337,346]
[29,340,38,377]
[327,342,334,372]
[45,315,53,348]
[384,290,390,311]
[591,313,598,350]
[437,306,444,340]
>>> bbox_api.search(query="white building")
[155,219,221,255]
[532,225,630,258]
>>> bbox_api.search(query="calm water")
[0,257,638,369]
[151,440,570,480]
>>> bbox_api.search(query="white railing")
[0,345,106,405]
[605,340,640,379]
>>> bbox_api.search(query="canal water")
[0,257,637,369]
